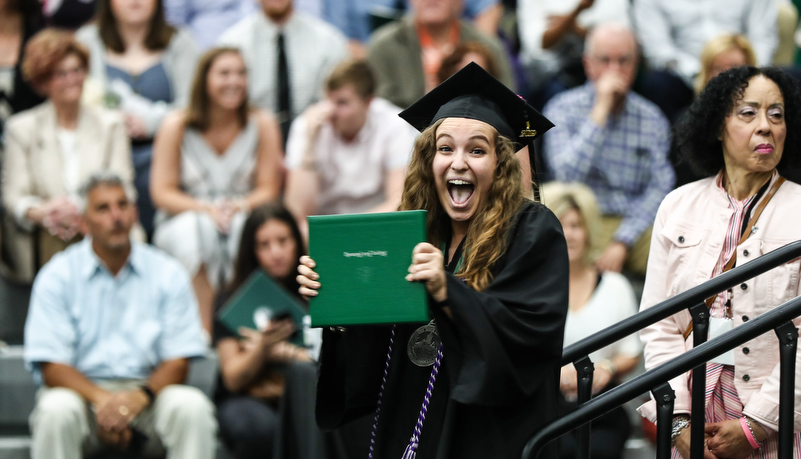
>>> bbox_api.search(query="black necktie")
[277,32,292,145]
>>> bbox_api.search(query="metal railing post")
[774,321,798,458]
[522,294,801,459]
[520,242,801,459]
[689,302,709,459]
[651,383,675,459]
[574,355,594,459]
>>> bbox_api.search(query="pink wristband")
[740,417,761,449]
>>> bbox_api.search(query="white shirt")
[517,0,630,70]
[286,97,416,215]
[562,271,642,363]
[633,0,778,81]
[217,11,349,121]
[56,128,81,195]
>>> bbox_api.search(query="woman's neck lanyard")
[682,174,786,339]
[366,241,464,459]
[442,238,466,274]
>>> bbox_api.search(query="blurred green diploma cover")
[216,271,307,346]
[308,210,430,327]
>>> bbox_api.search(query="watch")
[139,385,156,405]
[671,416,691,445]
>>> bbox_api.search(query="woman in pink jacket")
[638,66,801,459]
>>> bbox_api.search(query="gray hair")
[584,21,637,57]
[77,172,136,213]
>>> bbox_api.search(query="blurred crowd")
[2,0,801,457]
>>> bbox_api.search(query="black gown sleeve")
[432,202,569,406]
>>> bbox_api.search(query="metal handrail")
[562,240,801,365]
[523,295,801,459]
[551,240,801,459]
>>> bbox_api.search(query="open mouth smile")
[447,179,475,207]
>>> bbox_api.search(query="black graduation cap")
[398,62,554,144]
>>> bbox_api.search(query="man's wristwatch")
[139,385,156,405]
[671,416,691,446]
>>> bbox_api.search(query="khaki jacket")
[1,102,133,281]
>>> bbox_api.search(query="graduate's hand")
[705,420,757,459]
[297,255,320,300]
[406,243,446,303]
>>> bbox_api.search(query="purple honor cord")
[367,325,445,459]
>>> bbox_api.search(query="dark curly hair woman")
[638,66,801,459]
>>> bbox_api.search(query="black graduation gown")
[316,202,569,459]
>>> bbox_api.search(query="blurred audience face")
[46,53,86,105]
[559,207,588,265]
[255,219,298,280]
[260,0,292,22]
[410,0,462,26]
[709,48,748,81]
[206,51,248,111]
[721,75,786,176]
[584,25,638,90]
[111,0,156,26]
[81,185,137,252]
[327,83,371,141]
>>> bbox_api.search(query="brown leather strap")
[682,176,786,340]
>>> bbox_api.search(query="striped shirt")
[671,170,800,458]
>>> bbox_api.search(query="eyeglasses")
[52,66,86,81]
[590,55,636,68]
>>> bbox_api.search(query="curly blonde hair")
[399,120,528,291]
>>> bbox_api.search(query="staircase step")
[0,436,31,459]
[0,347,35,427]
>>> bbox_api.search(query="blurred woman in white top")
[151,47,282,333]
[542,181,641,459]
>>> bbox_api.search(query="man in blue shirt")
[24,172,215,459]
[544,22,674,276]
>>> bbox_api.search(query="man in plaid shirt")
[543,22,674,275]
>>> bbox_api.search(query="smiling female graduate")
[297,63,570,459]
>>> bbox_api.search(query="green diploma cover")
[308,210,429,327]
[216,270,307,346]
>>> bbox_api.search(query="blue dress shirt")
[24,239,207,383]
